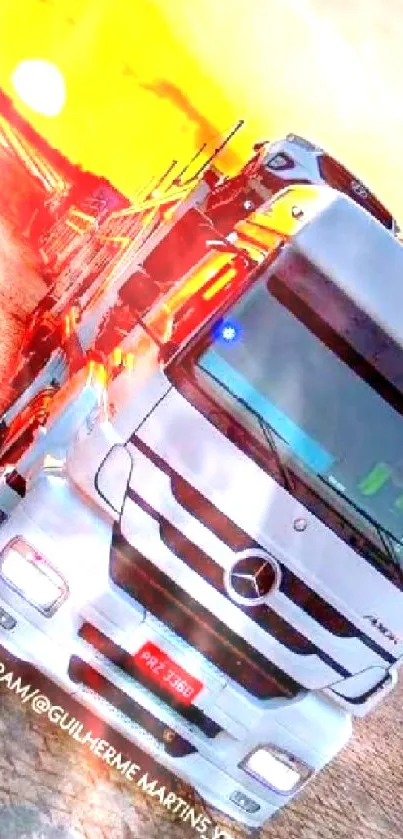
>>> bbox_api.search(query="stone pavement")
[1,660,403,839]
[0,681,239,839]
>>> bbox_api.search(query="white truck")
[0,184,402,829]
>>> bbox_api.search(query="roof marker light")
[213,318,242,344]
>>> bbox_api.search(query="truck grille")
[110,531,302,700]
[132,433,400,660]
[68,656,195,758]
[110,428,399,697]
[129,487,331,662]
[78,622,222,739]
[134,436,356,638]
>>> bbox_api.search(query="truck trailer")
[3,126,398,436]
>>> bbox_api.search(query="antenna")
[148,159,178,197]
[173,143,207,186]
[179,119,245,186]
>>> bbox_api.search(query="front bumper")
[0,597,278,827]
[0,479,352,828]
[0,583,355,828]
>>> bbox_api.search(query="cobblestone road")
[0,218,402,839]
[1,646,403,839]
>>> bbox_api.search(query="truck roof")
[291,188,403,349]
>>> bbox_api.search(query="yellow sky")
[0,0,402,216]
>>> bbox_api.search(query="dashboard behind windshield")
[193,255,403,552]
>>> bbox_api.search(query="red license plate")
[134,641,204,706]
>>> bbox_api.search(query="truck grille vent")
[78,622,222,739]
[68,655,196,758]
[110,532,302,701]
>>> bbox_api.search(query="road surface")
[0,218,402,839]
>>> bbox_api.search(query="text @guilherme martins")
[0,660,235,839]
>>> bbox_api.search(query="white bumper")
[0,477,352,828]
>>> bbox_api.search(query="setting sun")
[11,59,66,117]
[0,0,401,216]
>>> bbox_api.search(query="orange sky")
[0,0,402,216]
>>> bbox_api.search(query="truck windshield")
[193,255,403,565]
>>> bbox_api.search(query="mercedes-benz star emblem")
[224,549,281,606]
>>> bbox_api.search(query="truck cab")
[0,185,402,828]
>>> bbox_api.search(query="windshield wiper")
[318,475,403,569]
[255,414,295,495]
[202,365,295,495]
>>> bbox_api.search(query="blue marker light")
[213,318,242,345]
[222,324,237,341]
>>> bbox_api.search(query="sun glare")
[11,59,66,117]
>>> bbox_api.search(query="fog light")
[0,605,16,630]
[241,746,312,795]
[0,537,68,616]
[229,790,260,814]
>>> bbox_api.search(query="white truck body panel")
[292,189,403,349]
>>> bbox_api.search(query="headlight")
[0,537,68,616]
[240,745,312,795]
